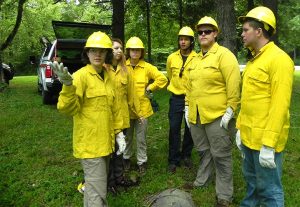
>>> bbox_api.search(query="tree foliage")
[0,0,299,75]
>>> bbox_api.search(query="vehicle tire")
[42,88,53,104]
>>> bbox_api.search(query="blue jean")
[240,145,284,207]
[168,94,193,165]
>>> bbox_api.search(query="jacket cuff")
[262,130,278,148]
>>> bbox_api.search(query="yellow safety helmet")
[196,16,219,32]
[125,37,144,49]
[238,6,276,34]
[85,31,112,48]
[178,26,194,37]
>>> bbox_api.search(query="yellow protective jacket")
[57,64,122,159]
[166,50,197,95]
[186,42,241,124]
[236,42,294,152]
[126,59,168,119]
[106,64,136,129]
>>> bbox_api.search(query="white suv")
[36,20,111,104]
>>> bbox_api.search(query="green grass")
[0,74,300,207]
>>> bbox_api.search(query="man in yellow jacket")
[53,31,125,207]
[166,26,197,173]
[185,17,241,207]
[237,6,294,206]
[123,37,168,174]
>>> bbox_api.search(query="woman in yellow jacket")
[122,37,168,174]
[105,38,138,193]
[52,31,125,207]
[185,17,240,207]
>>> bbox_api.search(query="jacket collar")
[126,59,145,68]
[200,42,219,57]
[175,49,197,58]
[85,64,107,80]
[251,41,274,60]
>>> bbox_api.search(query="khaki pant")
[123,118,148,165]
[81,156,110,207]
[190,117,235,202]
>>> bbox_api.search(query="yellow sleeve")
[262,54,294,147]
[166,55,172,80]
[219,50,241,112]
[147,64,168,91]
[57,72,84,116]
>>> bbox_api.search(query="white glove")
[51,61,73,86]
[259,146,276,168]
[235,130,242,150]
[116,132,126,155]
[220,107,234,130]
[184,105,190,128]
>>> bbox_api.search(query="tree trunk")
[0,0,27,51]
[0,0,27,85]
[262,0,278,43]
[112,0,125,43]
[247,0,254,11]
[214,0,237,55]
[178,0,183,28]
[146,0,152,62]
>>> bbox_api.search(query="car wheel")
[42,88,53,104]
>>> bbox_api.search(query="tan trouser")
[81,156,110,207]
[123,118,148,165]
[190,116,235,202]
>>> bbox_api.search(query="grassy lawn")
[0,73,299,207]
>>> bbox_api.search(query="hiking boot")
[116,176,139,187]
[138,162,147,175]
[167,164,176,174]
[107,185,119,196]
[123,159,131,171]
[183,157,193,169]
[215,199,230,207]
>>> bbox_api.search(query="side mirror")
[29,56,37,65]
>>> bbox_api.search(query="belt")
[171,93,185,99]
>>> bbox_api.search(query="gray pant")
[81,156,110,207]
[123,118,148,165]
[190,116,235,202]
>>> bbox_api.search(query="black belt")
[172,93,185,99]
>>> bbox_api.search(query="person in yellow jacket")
[185,17,240,207]
[166,26,197,173]
[105,38,138,194]
[52,31,126,207]
[237,7,294,206]
[122,36,168,174]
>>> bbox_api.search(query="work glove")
[259,146,276,169]
[235,130,242,150]
[145,89,153,99]
[116,131,126,155]
[220,107,234,130]
[51,61,73,86]
[184,105,190,128]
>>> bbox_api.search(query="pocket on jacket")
[247,68,270,83]
[85,89,108,109]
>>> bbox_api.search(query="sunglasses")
[197,30,214,35]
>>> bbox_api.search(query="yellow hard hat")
[85,31,112,48]
[125,37,144,49]
[196,16,219,32]
[178,26,194,37]
[238,6,276,34]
